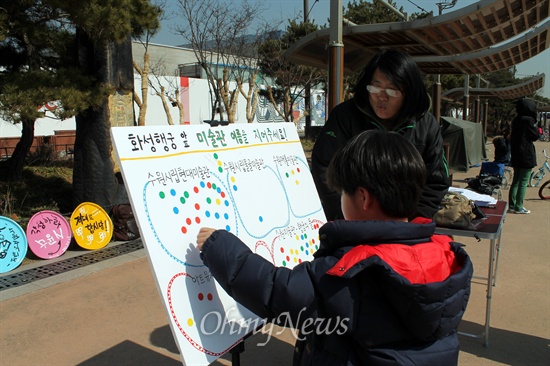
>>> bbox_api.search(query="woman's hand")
[196,227,217,251]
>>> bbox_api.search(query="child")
[197,130,473,365]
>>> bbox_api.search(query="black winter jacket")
[510,99,540,169]
[311,99,450,221]
[200,218,473,366]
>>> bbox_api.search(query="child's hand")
[196,227,216,251]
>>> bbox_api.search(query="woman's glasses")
[367,85,402,98]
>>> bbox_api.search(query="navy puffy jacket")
[200,218,473,365]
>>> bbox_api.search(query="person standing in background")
[311,48,449,221]
[508,99,540,214]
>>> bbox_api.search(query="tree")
[0,0,162,210]
[0,0,106,181]
[132,1,186,126]
[174,0,264,123]
[258,19,326,130]
[68,0,161,209]
[345,0,406,24]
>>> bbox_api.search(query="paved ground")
[1,141,548,366]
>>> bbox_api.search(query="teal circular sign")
[0,216,28,273]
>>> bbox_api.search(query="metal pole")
[328,0,344,112]
[463,74,470,121]
[304,0,312,138]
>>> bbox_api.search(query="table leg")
[483,238,497,347]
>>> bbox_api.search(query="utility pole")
[328,0,344,113]
[304,0,312,138]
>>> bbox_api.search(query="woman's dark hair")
[354,48,430,122]
[326,130,427,219]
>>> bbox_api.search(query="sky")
[151,0,550,99]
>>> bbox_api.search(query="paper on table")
[448,186,498,204]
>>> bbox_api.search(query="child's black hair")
[326,130,427,219]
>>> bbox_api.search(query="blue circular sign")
[0,216,28,273]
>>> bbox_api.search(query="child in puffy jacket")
[197,130,473,365]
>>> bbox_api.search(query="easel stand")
[230,340,245,366]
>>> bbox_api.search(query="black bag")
[110,204,140,241]
[465,175,502,196]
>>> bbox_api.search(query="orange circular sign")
[70,202,113,250]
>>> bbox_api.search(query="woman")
[311,48,449,220]
[508,99,540,214]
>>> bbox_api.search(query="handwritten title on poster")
[111,123,325,365]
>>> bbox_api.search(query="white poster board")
[111,122,326,365]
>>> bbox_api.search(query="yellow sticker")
[70,202,113,250]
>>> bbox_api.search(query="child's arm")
[196,228,321,323]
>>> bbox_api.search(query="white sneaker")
[515,208,530,214]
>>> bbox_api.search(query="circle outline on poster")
[70,202,113,250]
[26,210,72,259]
[0,216,28,273]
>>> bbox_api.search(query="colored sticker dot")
[207,293,213,301]
[195,217,201,224]
[297,168,301,173]
[213,153,218,159]
[173,207,179,214]
[206,197,212,204]
[286,256,290,261]
[212,183,217,190]
[294,257,298,263]
[215,198,221,205]
[181,226,187,234]
[205,211,211,217]
[225,225,231,231]
[186,218,192,225]
[215,213,220,219]
[306,250,309,255]
[224,200,229,206]
[218,167,223,173]
[224,213,229,219]
[184,191,190,198]
[198,293,204,301]
[187,318,194,326]
[258,216,263,222]
[200,181,205,188]
[291,170,295,175]
[231,176,236,183]
[170,189,176,196]
[159,191,166,199]
[207,182,212,188]
[233,185,238,191]
[295,235,300,240]
[217,187,222,193]
[295,180,300,185]
[280,247,284,253]
[221,192,226,198]
[282,261,287,266]
[180,197,186,204]
[193,186,199,193]
[217,161,222,167]
[285,172,289,178]
[194,203,200,210]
